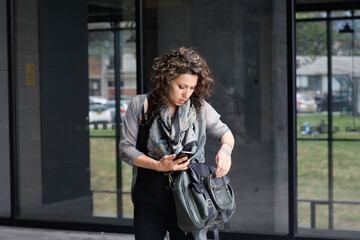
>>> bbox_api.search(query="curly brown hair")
[147,47,214,120]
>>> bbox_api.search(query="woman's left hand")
[214,148,232,178]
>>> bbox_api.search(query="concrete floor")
[0,226,134,240]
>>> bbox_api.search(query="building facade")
[1,0,359,239]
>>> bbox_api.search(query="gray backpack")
[171,162,236,240]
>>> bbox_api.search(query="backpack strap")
[194,228,212,240]
[188,164,219,240]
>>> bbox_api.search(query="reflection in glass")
[296,20,328,140]
[296,11,327,19]
[297,141,328,230]
[12,0,136,227]
[296,11,360,238]
[331,10,353,17]
[297,113,329,139]
[333,142,360,201]
[88,21,136,222]
[121,161,133,218]
[119,29,137,96]
[88,22,112,30]
[334,204,360,231]
[88,30,114,102]
[332,19,360,139]
[122,194,133,219]
[90,138,116,191]
[333,142,360,231]
[93,192,117,218]
[297,141,328,201]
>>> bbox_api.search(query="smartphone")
[175,151,195,160]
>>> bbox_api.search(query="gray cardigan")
[119,94,230,187]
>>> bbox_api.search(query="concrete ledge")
[0,226,134,240]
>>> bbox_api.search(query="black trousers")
[133,168,194,240]
[134,202,194,240]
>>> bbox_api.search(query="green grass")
[90,138,116,190]
[297,112,360,230]
[89,136,133,218]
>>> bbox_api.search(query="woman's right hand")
[156,154,189,172]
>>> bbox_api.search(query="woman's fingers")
[174,158,189,170]
[215,152,231,178]
[174,156,188,164]
[159,155,189,171]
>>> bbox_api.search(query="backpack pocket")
[205,174,235,211]
[172,170,210,232]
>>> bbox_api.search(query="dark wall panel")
[38,0,90,204]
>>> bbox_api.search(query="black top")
[133,95,175,209]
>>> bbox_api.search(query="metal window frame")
[289,0,298,238]
[7,0,18,226]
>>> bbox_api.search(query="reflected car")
[89,96,108,105]
[296,93,317,113]
[104,100,129,122]
[88,104,112,123]
[109,95,132,107]
[315,94,353,112]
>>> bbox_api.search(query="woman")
[120,47,234,240]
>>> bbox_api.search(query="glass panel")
[297,141,328,229]
[87,22,111,30]
[0,0,11,217]
[88,6,137,224]
[334,204,360,231]
[92,192,117,218]
[122,194,133,219]
[296,13,360,239]
[333,142,360,202]
[143,0,288,234]
[333,142,360,232]
[90,138,117,218]
[90,138,116,191]
[15,0,136,226]
[89,31,115,100]
[296,21,329,140]
[119,26,136,220]
[120,20,136,29]
[296,11,327,19]
[119,28,137,96]
[122,161,133,219]
[88,30,115,126]
[331,10,353,18]
[332,19,360,139]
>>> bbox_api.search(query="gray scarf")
[147,99,197,160]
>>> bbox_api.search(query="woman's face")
[168,73,198,109]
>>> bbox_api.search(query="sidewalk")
[0,226,135,240]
